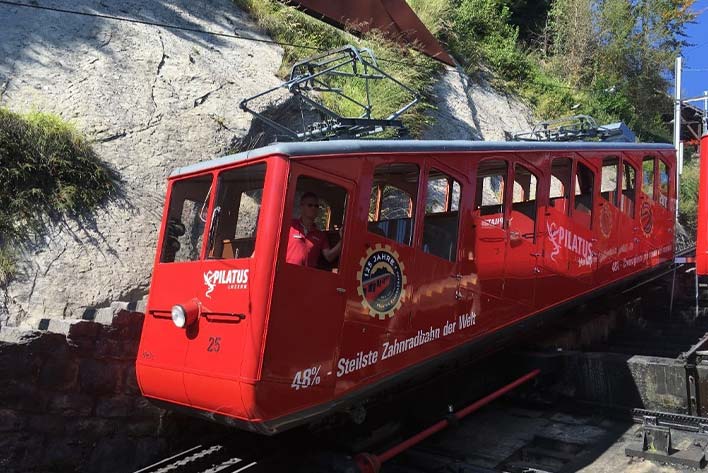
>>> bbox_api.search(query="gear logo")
[356,244,407,320]
[599,203,613,239]
[640,201,653,235]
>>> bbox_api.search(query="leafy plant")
[0,108,119,282]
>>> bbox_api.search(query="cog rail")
[133,444,260,473]
[239,45,419,141]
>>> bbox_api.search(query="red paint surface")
[698,134,708,275]
[283,0,455,66]
[136,146,676,434]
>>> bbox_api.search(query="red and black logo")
[640,201,653,235]
[356,245,407,320]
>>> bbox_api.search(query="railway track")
[133,443,264,473]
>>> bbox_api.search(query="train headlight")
[171,305,187,328]
[171,299,201,329]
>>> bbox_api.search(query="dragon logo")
[203,271,218,299]
[546,221,562,263]
[357,244,407,320]
[202,269,249,299]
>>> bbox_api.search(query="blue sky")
[683,0,708,102]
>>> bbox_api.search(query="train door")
[538,156,574,309]
[183,163,273,414]
[472,158,514,327]
[336,161,422,390]
[638,156,663,269]
[505,160,541,310]
[263,163,353,406]
[594,156,622,283]
[615,156,640,278]
[412,163,474,347]
[653,156,675,262]
[567,156,597,291]
[139,172,214,405]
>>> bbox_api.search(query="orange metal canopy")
[282,0,455,66]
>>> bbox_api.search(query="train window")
[474,159,507,228]
[573,162,594,228]
[549,158,572,214]
[621,161,636,218]
[642,157,655,200]
[601,157,619,207]
[511,164,538,241]
[286,175,348,271]
[451,181,461,211]
[659,159,670,208]
[423,169,461,261]
[207,163,266,260]
[368,163,419,245]
[160,174,213,263]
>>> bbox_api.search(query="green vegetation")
[679,154,700,233]
[234,0,442,137]
[0,108,118,283]
[407,0,695,142]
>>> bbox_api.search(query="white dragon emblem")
[203,270,218,299]
[546,221,562,263]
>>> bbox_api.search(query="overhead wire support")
[511,115,636,143]
[239,45,420,141]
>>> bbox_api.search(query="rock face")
[422,67,534,141]
[0,0,283,327]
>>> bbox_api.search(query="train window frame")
[285,174,349,272]
[658,158,670,209]
[621,159,637,219]
[572,160,594,229]
[642,156,656,201]
[549,157,573,215]
[511,163,539,243]
[600,157,619,208]
[474,159,508,229]
[422,168,461,261]
[368,162,420,246]
[206,163,267,261]
[160,173,214,263]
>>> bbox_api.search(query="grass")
[679,156,699,235]
[233,0,443,138]
[0,107,119,283]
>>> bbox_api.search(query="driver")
[286,192,342,267]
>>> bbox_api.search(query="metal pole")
[704,90,707,134]
[674,56,682,222]
[354,369,542,473]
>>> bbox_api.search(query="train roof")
[170,139,675,178]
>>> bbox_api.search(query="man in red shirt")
[286,192,342,268]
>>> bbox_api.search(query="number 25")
[207,336,221,352]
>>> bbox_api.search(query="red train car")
[136,140,676,434]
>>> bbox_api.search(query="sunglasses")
[303,203,320,208]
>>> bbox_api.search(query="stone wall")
[0,310,186,473]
